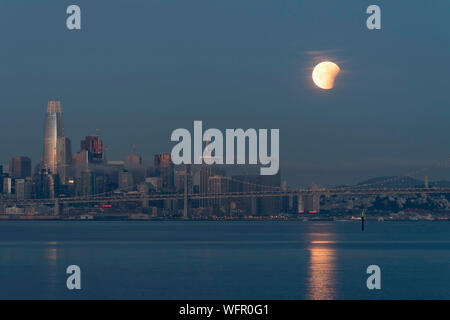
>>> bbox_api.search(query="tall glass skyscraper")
[57,136,72,184]
[42,101,64,174]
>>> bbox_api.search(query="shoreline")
[0,215,448,222]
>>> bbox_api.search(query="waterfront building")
[2,177,12,195]
[15,178,32,200]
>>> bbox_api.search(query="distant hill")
[356,176,423,188]
[354,176,450,188]
[430,180,450,187]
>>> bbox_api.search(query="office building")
[118,170,134,191]
[72,150,89,179]
[126,146,146,184]
[208,175,229,210]
[2,177,12,195]
[42,101,64,174]
[15,178,32,200]
[79,170,96,196]
[57,136,72,184]
[145,176,162,191]
[35,169,55,199]
[154,153,174,191]
[80,136,103,163]
[9,156,31,179]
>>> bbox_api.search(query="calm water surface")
[0,221,449,299]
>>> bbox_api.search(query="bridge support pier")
[183,164,190,219]
[183,190,189,219]
[251,197,257,216]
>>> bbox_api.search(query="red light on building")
[101,204,112,208]
[309,211,318,214]
[298,210,305,213]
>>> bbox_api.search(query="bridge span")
[2,187,450,207]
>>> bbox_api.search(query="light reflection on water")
[0,221,449,299]
[44,242,60,293]
[307,231,338,300]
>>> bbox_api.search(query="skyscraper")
[118,170,134,191]
[35,169,56,199]
[126,145,142,168]
[72,150,89,179]
[208,175,229,210]
[42,101,64,174]
[79,170,96,196]
[80,136,103,163]
[199,140,213,208]
[154,153,174,191]
[57,136,72,184]
[9,156,31,179]
[15,178,32,200]
[126,146,145,184]
[2,177,12,195]
[199,164,212,208]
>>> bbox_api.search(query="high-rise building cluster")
[0,100,290,217]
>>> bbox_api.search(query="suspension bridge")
[2,156,450,217]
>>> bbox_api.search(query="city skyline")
[0,1,449,187]
[0,1,449,303]
[4,98,448,218]
[1,98,450,189]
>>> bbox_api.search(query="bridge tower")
[141,195,149,208]
[54,198,60,216]
[297,193,304,213]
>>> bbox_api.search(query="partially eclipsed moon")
[312,61,340,90]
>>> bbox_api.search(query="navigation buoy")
[361,210,365,232]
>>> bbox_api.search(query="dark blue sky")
[0,1,449,186]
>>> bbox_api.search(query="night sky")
[0,1,449,187]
